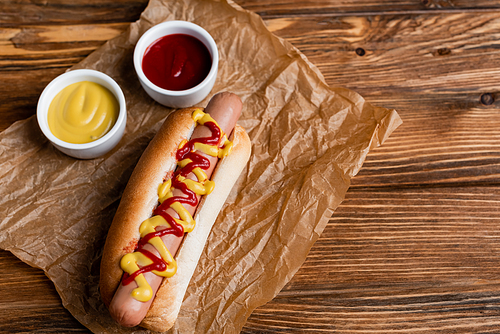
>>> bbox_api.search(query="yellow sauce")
[47,81,119,144]
[120,109,233,302]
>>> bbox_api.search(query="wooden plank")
[239,0,500,18]
[3,0,500,27]
[243,187,500,333]
[0,0,148,26]
[0,251,87,333]
[2,24,128,57]
[266,12,500,93]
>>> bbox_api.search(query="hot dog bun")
[142,125,250,331]
[100,108,197,307]
[99,105,251,331]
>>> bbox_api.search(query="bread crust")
[141,125,251,332]
[99,108,252,331]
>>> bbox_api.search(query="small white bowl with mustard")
[37,69,127,159]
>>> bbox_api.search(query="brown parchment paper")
[0,0,402,333]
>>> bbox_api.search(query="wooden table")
[2,0,500,332]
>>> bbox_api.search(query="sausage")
[106,92,243,327]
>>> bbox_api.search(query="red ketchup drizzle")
[142,34,212,91]
[122,249,166,285]
[121,119,222,286]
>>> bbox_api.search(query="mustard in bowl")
[37,69,127,159]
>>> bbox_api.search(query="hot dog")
[99,92,251,331]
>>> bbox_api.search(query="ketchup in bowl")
[142,34,212,91]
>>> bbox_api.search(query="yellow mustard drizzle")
[120,109,233,302]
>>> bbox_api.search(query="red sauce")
[122,119,222,286]
[122,249,166,285]
[142,34,212,91]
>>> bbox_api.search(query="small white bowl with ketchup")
[133,20,219,108]
[37,69,127,159]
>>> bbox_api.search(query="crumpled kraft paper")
[0,0,402,333]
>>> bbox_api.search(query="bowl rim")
[133,20,219,97]
[36,69,127,151]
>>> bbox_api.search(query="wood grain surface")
[3,0,500,333]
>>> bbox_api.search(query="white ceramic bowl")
[133,20,219,108]
[37,69,127,159]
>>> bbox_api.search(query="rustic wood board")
[2,0,500,333]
